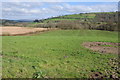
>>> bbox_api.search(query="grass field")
[42,13,96,22]
[2,30,119,78]
[59,13,96,18]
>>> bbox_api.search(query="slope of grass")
[60,13,96,18]
[2,30,119,78]
[45,18,77,21]
[42,13,96,22]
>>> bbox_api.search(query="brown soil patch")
[90,72,103,78]
[83,42,120,54]
[0,26,58,36]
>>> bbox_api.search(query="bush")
[55,20,84,29]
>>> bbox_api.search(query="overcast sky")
[1,1,119,20]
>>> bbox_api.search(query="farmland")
[1,1,120,79]
[1,26,56,36]
[2,29,119,78]
[1,10,119,78]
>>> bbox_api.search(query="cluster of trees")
[0,19,17,26]
[95,13,118,23]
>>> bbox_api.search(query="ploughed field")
[2,29,120,78]
[0,26,53,36]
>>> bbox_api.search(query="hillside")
[0,19,17,26]
[1,12,118,31]
[39,12,117,23]
[0,19,32,27]
[32,12,117,31]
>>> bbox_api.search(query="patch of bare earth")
[83,42,120,54]
[0,26,58,36]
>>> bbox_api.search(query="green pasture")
[2,30,119,78]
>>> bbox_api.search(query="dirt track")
[0,26,56,36]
